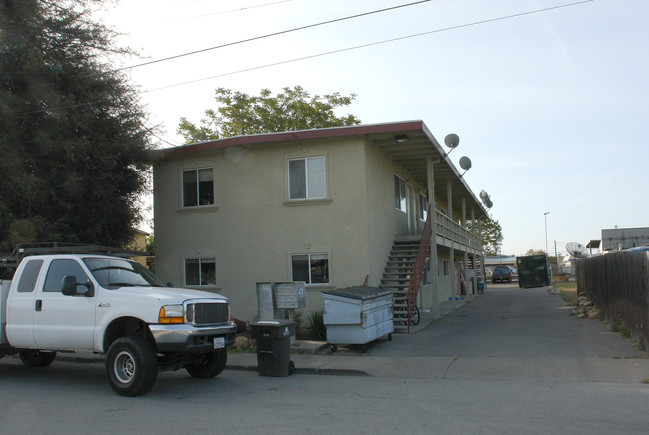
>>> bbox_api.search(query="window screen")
[185,258,216,286]
[394,175,406,211]
[289,157,326,200]
[183,168,214,207]
[291,253,329,284]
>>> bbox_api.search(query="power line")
[143,0,595,94]
[111,0,431,74]
[23,0,595,116]
[180,0,293,21]
[34,0,429,89]
[141,124,180,147]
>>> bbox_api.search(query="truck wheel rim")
[114,351,136,384]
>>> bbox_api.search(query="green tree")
[468,215,504,255]
[177,86,361,143]
[0,0,156,252]
[524,249,557,264]
[145,234,154,256]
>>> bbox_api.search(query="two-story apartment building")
[153,120,489,330]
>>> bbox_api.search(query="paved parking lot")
[1,284,648,434]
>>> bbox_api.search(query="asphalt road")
[1,284,648,434]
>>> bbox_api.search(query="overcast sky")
[98,0,648,256]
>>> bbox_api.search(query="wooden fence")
[576,251,649,348]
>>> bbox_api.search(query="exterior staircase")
[379,237,420,332]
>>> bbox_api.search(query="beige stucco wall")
[155,137,425,321]
[153,133,477,322]
[363,142,409,288]
[435,248,454,302]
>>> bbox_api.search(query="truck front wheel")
[185,349,227,378]
[19,350,57,367]
[106,336,158,397]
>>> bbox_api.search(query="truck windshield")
[84,258,166,289]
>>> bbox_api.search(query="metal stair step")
[393,242,419,247]
[383,236,429,332]
[379,285,409,291]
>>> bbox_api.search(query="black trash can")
[250,320,295,377]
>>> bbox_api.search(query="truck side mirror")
[62,275,94,297]
[62,275,78,295]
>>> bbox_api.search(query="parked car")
[508,265,518,282]
[492,265,513,283]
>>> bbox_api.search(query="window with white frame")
[288,156,326,200]
[185,257,216,286]
[419,193,428,221]
[291,253,329,285]
[183,168,214,207]
[394,175,407,212]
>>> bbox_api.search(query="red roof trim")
[162,120,425,157]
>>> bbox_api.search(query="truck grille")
[186,302,229,325]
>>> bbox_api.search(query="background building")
[601,227,649,252]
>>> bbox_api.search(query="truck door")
[33,259,97,350]
[5,258,45,347]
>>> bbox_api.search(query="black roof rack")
[0,242,148,273]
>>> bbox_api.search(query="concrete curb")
[226,363,370,377]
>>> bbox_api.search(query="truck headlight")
[158,304,185,324]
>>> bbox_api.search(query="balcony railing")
[434,209,482,252]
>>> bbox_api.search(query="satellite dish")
[479,189,493,209]
[459,156,472,171]
[566,242,588,258]
[444,133,459,149]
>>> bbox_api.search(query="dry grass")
[553,282,578,305]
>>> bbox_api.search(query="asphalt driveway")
[369,284,646,359]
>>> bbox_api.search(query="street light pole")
[544,212,550,255]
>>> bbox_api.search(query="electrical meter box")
[274,281,306,309]
[257,282,284,321]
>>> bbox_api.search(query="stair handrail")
[406,205,433,333]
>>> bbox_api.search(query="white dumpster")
[322,286,393,352]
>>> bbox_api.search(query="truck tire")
[19,350,57,367]
[106,336,158,397]
[185,349,227,378]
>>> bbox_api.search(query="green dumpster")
[516,255,550,288]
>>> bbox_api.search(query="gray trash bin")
[250,320,295,376]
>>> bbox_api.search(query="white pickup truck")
[0,252,237,396]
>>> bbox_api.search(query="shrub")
[306,309,327,341]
